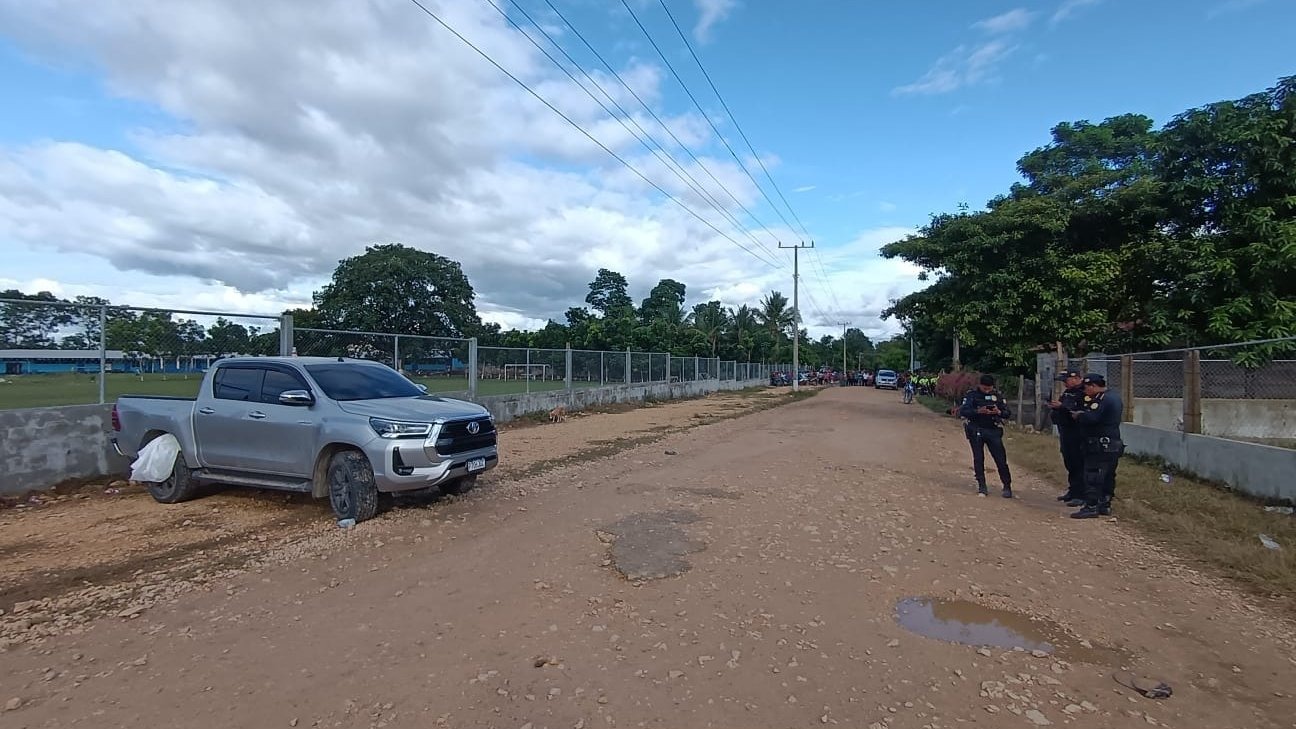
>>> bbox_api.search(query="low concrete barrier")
[1,404,129,496]
[478,377,764,423]
[0,378,767,495]
[1122,423,1296,502]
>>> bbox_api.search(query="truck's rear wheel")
[327,450,379,522]
[442,475,477,496]
[147,451,200,504]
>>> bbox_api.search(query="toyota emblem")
[467,421,480,435]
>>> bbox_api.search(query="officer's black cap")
[1082,373,1106,386]
[1054,369,1082,381]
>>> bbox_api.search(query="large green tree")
[312,243,482,339]
[1155,76,1296,356]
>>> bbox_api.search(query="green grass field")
[0,373,622,410]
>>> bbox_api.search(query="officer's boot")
[1001,485,1013,499]
[1065,497,1086,507]
[1098,500,1112,516]
[1070,503,1101,519]
[977,483,988,496]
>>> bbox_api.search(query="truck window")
[213,366,265,401]
[304,363,423,401]
[260,368,310,404]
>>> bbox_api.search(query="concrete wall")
[1132,398,1296,440]
[1121,423,1296,502]
[0,378,767,495]
[478,377,765,423]
[1,404,129,496]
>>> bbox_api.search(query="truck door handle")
[198,407,215,415]
[248,411,268,419]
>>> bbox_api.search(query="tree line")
[882,75,1296,372]
[2,244,916,370]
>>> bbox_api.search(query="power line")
[656,0,812,240]
[401,0,782,270]
[653,0,846,313]
[538,0,788,258]
[492,0,785,268]
[618,0,800,236]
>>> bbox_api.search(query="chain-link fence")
[2,297,790,410]
[1046,337,1296,447]
[0,298,283,409]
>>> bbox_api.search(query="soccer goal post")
[503,363,551,381]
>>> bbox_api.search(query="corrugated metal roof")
[0,350,127,359]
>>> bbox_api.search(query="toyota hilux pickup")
[110,356,498,522]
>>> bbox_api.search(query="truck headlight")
[369,418,433,439]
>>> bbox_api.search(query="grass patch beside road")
[917,395,953,415]
[1006,427,1296,605]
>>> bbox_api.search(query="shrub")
[936,370,980,402]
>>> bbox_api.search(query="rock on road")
[3,387,1294,729]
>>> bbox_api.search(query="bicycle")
[903,381,916,404]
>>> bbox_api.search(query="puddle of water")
[895,597,1125,665]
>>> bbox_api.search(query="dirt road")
[2,387,1294,728]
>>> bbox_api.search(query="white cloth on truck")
[130,433,180,482]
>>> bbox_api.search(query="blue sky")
[0,0,1292,339]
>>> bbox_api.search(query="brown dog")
[548,405,566,423]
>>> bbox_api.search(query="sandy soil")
[1,386,1294,728]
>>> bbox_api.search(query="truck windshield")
[304,363,424,401]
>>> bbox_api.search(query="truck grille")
[435,417,497,455]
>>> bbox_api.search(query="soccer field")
[0,373,609,410]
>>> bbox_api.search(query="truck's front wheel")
[327,450,379,523]
[147,451,200,504]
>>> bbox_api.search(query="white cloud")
[972,8,1035,34]
[893,40,1017,96]
[1050,0,1103,26]
[692,0,737,43]
[878,201,898,212]
[0,0,925,341]
[0,1,773,327]
[793,185,816,193]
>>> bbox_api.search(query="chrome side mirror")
[278,389,315,406]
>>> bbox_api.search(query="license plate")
[467,457,486,472]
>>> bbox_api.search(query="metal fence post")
[600,350,605,387]
[565,345,573,394]
[525,347,531,395]
[1184,350,1202,434]
[1016,375,1024,426]
[98,305,107,405]
[625,347,631,386]
[393,334,400,371]
[468,338,478,400]
[1120,355,1134,423]
[1033,371,1045,432]
[664,354,670,383]
[694,356,699,382]
[279,314,294,356]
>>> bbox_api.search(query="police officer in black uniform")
[1045,369,1087,505]
[958,374,1013,498]
[1070,373,1123,518]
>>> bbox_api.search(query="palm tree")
[688,301,728,357]
[756,291,796,364]
[731,305,757,361]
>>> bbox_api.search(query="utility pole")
[838,320,850,377]
[908,322,916,372]
[779,240,814,391]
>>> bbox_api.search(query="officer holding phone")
[958,374,1014,498]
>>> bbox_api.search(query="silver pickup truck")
[111,356,498,522]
